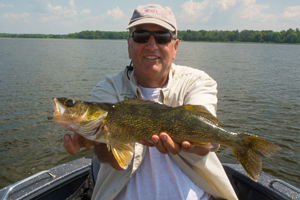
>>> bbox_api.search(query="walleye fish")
[48,97,280,180]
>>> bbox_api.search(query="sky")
[0,0,299,34]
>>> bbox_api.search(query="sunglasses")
[130,30,175,44]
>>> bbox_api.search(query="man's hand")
[138,132,211,156]
[94,143,124,171]
[63,133,123,170]
[63,132,100,155]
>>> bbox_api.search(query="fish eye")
[65,99,75,107]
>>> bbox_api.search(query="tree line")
[0,31,128,40]
[1,28,299,43]
[178,28,300,43]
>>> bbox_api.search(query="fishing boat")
[0,155,299,200]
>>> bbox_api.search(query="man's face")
[127,24,179,87]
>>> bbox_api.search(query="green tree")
[279,30,287,43]
[272,32,281,43]
[286,32,297,43]
[253,32,263,42]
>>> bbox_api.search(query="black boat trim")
[270,179,300,194]
[1,171,55,200]
[0,159,91,200]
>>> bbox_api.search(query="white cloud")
[2,12,30,19]
[44,1,77,19]
[47,4,64,15]
[84,6,126,22]
[241,4,270,20]
[178,0,275,24]
[80,9,91,15]
[69,0,75,9]
[40,15,59,23]
[106,6,125,21]
[30,0,78,18]
[64,9,77,18]
[217,0,236,10]
[242,0,255,6]
[202,15,210,22]
[238,0,275,23]
[177,0,285,31]
[280,6,300,21]
[178,0,211,22]
[178,0,238,22]
[0,3,14,8]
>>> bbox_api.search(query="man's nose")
[145,35,158,51]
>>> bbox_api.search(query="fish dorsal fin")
[178,105,223,125]
[111,143,134,170]
[120,98,158,105]
[119,99,171,109]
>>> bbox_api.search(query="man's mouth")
[145,56,159,60]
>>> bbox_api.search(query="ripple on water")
[0,39,299,189]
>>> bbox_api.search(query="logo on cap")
[140,7,163,17]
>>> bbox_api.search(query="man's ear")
[172,39,179,60]
[127,38,132,59]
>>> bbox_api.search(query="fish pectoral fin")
[77,113,107,137]
[111,143,134,170]
[192,142,211,146]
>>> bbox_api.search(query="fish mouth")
[48,97,64,120]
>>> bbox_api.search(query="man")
[64,4,238,200]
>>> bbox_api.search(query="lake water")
[0,38,299,189]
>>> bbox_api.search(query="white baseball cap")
[127,4,177,34]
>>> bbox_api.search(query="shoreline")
[1,37,299,45]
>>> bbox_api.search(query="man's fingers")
[151,134,168,154]
[181,141,211,156]
[139,133,211,156]
[181,141,193,152]
[63,134,79,155]
[159,133,181,155]
[194,145,211,156]
[63,133,100,155]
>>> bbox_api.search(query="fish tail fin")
[232,133,280,180]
